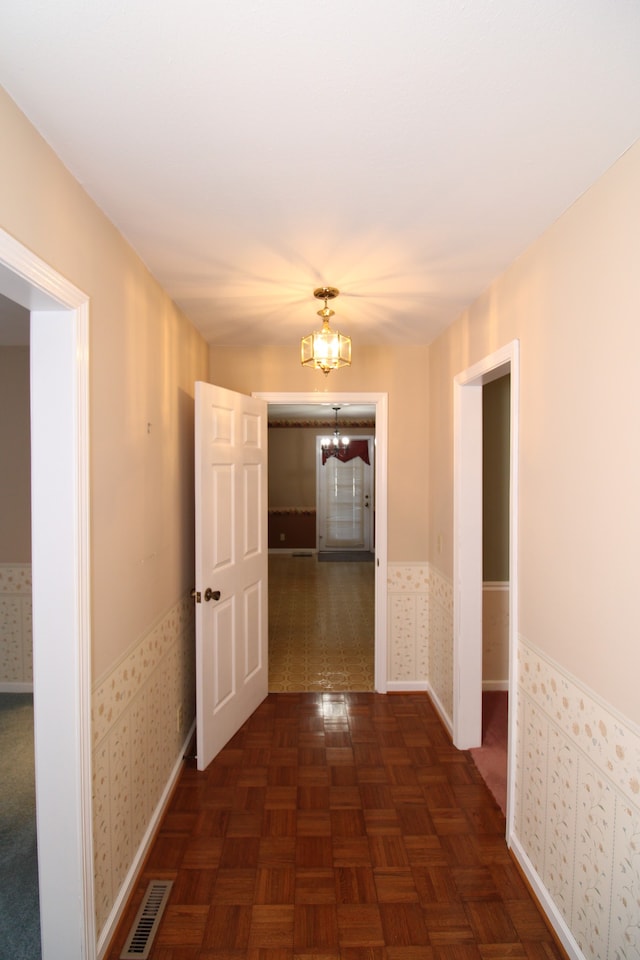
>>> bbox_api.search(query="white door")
[316,436,373,551]
[195,382,268,771]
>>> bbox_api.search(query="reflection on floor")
[268,553,374,692]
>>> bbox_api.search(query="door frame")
[453,341,519,836]
[254,391,388,693]
[0,230,95,958]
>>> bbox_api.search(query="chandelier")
[301,287,352,376]
[321,405,350,450]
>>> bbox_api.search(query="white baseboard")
[427,685,453,738]
[96,719,196,960]
[0,681,33,693]
[482,680,509,692]
[386,680,429,693]
[509,835,583,960]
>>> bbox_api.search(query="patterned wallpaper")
[387,563,429,687]
[0,563,32,686]
[517,639,640,960]
[482,582,509,688]
[428,565,454,720]
[92,593,195,940]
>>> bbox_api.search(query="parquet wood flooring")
[106,693,566,960]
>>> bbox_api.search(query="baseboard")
[386,680,429,693]
[427,685,453,738]
[482,680,509,692]
[96,719,196,960]
[0,681,33,693]
[509,835,583,960]
[268,548,317,556]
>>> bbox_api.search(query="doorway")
[0,231,95,959]
[453,341,519,837]
[254,391,388,693]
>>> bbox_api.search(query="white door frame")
[0,230,95,959]
[453,341,519,836]
[254,391,388,693]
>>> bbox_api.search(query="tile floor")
[268,554,374,692]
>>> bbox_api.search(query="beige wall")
[0,87,209,682]
[268,426,376,507]
[0,87,209,939]
[0,346,31,562]
[428,138,640,725]
[209,343,430,561]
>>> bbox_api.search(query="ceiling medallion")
[300,287,352,376]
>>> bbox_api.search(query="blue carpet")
[0,693,41,959]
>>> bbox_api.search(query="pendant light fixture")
[301,287,352,376]
[321,405,350,450]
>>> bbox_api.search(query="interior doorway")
[0,232,95,959]
[453,341,519,837]
[254,391,388,693]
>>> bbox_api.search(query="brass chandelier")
[301,287,352,376]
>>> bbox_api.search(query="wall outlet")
[176,704,183,733]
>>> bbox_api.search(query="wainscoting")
[91,593,196,945]
[0,563,32,690]
[516,638,640,960]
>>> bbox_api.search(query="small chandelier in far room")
[322,405,350,450]
[301,286,352,375]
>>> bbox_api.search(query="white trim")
[0,682,34,693]
[483,580,510,591]
[96,721,196,960]
[509,837,583,960]
[428,685,454,738]
[453,340,519,844]
[254,391,389,693]
[0,228,95,960]
[386,680,430,692]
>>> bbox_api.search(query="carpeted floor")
[0,693,41,959]
[469,690,508,815]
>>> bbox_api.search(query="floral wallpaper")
[0,563,32,685]
[92,593,195,938]
[427,565,453,720]
[517,639,640,960]
[387,563,429,686]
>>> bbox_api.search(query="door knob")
[204,588,221,602]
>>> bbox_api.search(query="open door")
[195,382,268,771]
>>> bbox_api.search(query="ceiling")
[1,2,639,352]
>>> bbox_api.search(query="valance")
[321,440,370,466]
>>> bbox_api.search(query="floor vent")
[120,880,173,959]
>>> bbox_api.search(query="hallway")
[106,692,565,959]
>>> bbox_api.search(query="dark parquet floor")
[106,692,566,960]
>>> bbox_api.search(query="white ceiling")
[1,1,639,351]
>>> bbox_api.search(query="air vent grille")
[120,880,173,959]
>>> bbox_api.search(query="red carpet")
[469,690,508,815]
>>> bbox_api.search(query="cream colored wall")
[0,88,209,681]
[427,142,640,958]
[0,87,209,942]
[429,139,640,725]
[269,426,376,507]
[0,347,31,562]
[209,343,430,560]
